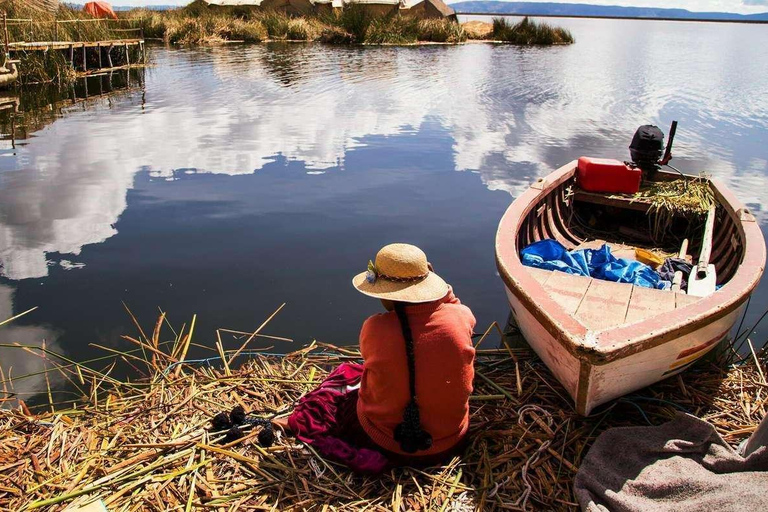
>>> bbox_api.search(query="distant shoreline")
[456,12,768,24]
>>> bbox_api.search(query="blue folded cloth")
[521,239,666,290]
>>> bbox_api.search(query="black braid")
[393,302,433,454]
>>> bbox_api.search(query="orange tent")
[83,1,118,20]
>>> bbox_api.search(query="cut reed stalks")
[0,309,763,510]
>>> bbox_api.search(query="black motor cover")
[629,125,665,168]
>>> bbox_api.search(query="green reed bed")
[365,14,420,45]
[124,4,466,45]
[491,16,575,45]
[122,2,573,46]
[417,18,467,43]
[131,2,605,47]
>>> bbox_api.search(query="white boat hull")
[506,287,742,414]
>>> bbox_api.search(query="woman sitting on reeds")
[280,243,476,473]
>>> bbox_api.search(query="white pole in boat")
[688,205,717,297]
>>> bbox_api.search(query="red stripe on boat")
[676,329,730,360]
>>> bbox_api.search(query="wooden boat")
[495,161,765,415]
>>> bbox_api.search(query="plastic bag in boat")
[521,240,666,289]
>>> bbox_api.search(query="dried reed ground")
[0,309,765,511]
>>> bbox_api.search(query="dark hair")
[393,302,433,453]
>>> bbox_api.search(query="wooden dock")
[8,38,143,52]
[7,38,146,73]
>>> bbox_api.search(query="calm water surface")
[2,17,768,400]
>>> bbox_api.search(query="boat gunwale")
[495,160,766,365]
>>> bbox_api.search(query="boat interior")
[516,172,746,331]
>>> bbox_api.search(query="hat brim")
[352,271,450,304]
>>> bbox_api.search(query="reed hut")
[201,0,314,16]
[336,0,455,19]
[399,0,455,19]
[311,0,343,15]
[341,0,399,17]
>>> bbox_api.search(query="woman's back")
[357,290,476,456]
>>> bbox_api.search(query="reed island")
[1,0,573,86]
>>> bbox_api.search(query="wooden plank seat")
[527,267,701,331]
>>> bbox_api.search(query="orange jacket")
[356,290,476,456]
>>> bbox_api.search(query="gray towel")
[575,413,768,511]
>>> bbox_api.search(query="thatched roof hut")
[338,0,455,19]
[201,0,455,19]
[400,0,455,19]
[341,0,399,17]
[311,0,343,15]
[201,0,314,16]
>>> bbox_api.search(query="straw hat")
[352,244,449,304]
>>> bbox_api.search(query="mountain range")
[448,1,768,21]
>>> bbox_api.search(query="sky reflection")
[1,18,767,379]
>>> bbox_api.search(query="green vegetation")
[490,16,574,44]
[124,4,468,45]
[2,1,144,85]
[417,18,467,43]
[125,5,574,46]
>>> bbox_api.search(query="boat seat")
[528,267,701,331]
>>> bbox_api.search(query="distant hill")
[449,1,768,21]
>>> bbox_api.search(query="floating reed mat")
[0,311,766,511]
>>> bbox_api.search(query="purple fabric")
[288,363,388,474]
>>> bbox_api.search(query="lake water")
[2,16,768,401]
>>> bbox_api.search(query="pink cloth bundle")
[288,363,388,474]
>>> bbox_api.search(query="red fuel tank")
[576,157,641,194]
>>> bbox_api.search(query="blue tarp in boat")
[520,239,666,290]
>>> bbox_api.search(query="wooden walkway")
[8,38,143,51]
[7,38,146,73]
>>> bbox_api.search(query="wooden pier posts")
[8,38,144,74]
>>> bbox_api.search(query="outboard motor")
[629,121,678,177]
[629,125,664,173]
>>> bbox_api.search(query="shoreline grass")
[0,308,763,510]
[123,4,470,45]
[121,3,572,46]
[491,16,574,44]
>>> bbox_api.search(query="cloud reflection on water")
[0,18,766,285]
[0,284,62,406]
